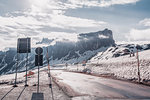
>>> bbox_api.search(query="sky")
[0,0,150,50]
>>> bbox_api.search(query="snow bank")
[67,49,150,83]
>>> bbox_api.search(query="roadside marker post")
[65,63,68,70]
[82,60,86,70]
[136,47,141,83]
[46,47,50,77]
[47,47,54,100]
[46,47,52,88]
[46,47,54,100]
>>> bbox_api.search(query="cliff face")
[77,28,115,52]
[0,29,115,75]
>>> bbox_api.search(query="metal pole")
[37,49,40,93]
[77,58,78,71]
[14,39,19,87]
[25,38,28,87]
[37,62,39,93]
[13,53,18,87]
[47,47,50,76]
[47,48,52,87]
[136,48,141,83]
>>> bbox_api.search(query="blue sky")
[0,0,150,50]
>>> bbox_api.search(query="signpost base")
[24,84,29,87]
[31,93,44,100]
[13,84,18,87]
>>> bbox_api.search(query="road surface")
[51,70,150,100]
[0,69,70,100]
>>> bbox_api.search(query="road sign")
[35,55,43,66]
[35,47,43,55]
[17,38,31,53]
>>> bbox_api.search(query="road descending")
[51,70,150,100]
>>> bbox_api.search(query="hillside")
[68,44,150,83]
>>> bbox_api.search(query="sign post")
[14,38,31,87]
[25,38,29,87]
[32,47,44,100]
[13,41,19,87]
[35,47,43,93]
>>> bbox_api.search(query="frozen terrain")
[67,46,150,84]
[0,43,150,100]
[0,65,150,100]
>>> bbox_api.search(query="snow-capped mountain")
[90,43,150,61]
[0,29,115,75]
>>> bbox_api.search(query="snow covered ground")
[67,49,150,83]
[1,43,150,99]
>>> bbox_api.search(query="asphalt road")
[51,70,150,100]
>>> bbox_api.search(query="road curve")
[51,70,150,100]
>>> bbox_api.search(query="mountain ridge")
[0,29,115,75]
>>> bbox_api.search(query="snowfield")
[1,43,150,99]
[67,49,150,83]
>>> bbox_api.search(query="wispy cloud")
[128,28,150,41]
[0,0,142,50]
[127,18,150,41]
[66,0,140,7]
[0,0,107,50]
[139,18,150,27]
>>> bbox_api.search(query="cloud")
[0,12,106,50]
[99,35,109,39]
[28,0,140,14]
[126,18,150,41]
[139,18,150,27]
[0,0,30,14]
[99,0,140,7]
[51,14,107,28]
[66,0,140,7]
[0,0,141,50]
[127,28,150,41]
[0,0,140,15]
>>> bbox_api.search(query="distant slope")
[88,43,150,82]
[90,43,150,61]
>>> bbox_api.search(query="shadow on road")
[1,87,15,100]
